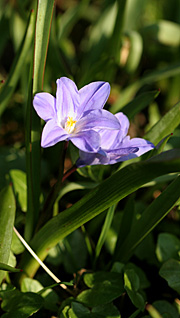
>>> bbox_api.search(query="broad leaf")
[156,233,180,263]
[124,269,145,310]
[69,302,121,318]
[159,259,180,294]
[77,271,124,307]
[0,290,43,318]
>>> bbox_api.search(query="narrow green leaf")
[25,0,55,241]
[142,20,180,47]
[122,31,143,73]
[113,197,134,259]
[111,63,180,111]
[109,0,127,63]
[115,90,160,118]
[9,170,27,212]
[0,263,22,273]
[95,204,116,261]
[145,101,180,145]
[18,149,180,278]
[33,0,55,92]
[0,185,16,283]
[57,181,97,202]
[0,10,35,116]
[115,175,180,262]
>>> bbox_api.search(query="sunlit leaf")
[0,186,16,283]
[19,149,180,277]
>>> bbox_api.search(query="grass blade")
[18,149,180,279]
[25,0,55,241]
[94,204,116,263]
[0,185,16,283]
[115,175,180,262]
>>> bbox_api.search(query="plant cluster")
[0,1,180,317]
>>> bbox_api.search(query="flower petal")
[76,151,109,167]
[33,93,56,122]
[56,77,79,122]
[41,119,68,148]
[98,112,129,149]
[115,112,130,137]
[76,109,120,132]
[122,137,155,156]
[79,81,110,113]
[70,130,100,152]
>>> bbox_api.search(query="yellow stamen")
[65,116,77,134]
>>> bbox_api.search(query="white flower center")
[65,116,77,134]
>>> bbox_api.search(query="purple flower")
[76,112,154,166]
[33,77,120,152]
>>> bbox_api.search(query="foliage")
[0,0,180,317]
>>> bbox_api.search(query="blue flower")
[76,112,155,166]
[33,77,120,152]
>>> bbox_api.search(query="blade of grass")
[18,149,180,279]
[111,62,180,112]
[0,185,16,283]
[117,90,160,118]
[24,0,55,241]
[114,175,180,262]
[144,100,180,145]
[94,204,117,265]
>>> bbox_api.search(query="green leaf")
[0,10,35,116]
[0,186,16,284]
[9,170,27,212]
[69,302,121,318]
[111,63,180,111]
[33,0,55,92]
[156,233,180,263]
[124,269,145,310]
[145,100,180,145]
[57,181,97,202]
[113,197,134,258]
[152,300,179,318]
[1,290,43,318]
[77,271,124,307]
[95,205,116,261]
[122,31,143,73]
[25,0,55,241]
[114,174,180,262]
[142,20,180,47]
[124,263,150,289]
[0,263,21,273]
[21,277,59,312]
[114,90,160,118]
[19,149,180,278]
[159,259,180,294]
